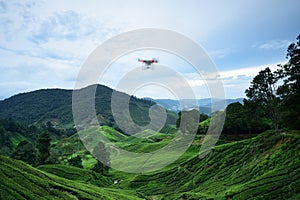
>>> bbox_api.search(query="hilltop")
[0,84,177,129]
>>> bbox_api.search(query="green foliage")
[244,35,300,131]
[198,118,210,135]
[0,89,73,125]
[0,156,143,200]
[37,132,51,165]
[0,85,177,132]
[223,102,270,135]
[245,67,280,130]
[0,118,35,156]
[1,126,300,199]
[11,141,37,165]
[126,130,300,199]
[0,117,75,156]
[37,164,111,186]
[223,102,248,134]
[176,109,200,134]
[93,142,110,175]
[68,155,83,168]
[277,35,300,129]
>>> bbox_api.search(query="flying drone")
[138,58,158,69]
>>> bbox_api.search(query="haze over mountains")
[151,98,243,114]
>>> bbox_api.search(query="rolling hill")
[0,84,177,129]
[125,130,300,199]
[0,155,142,200]
[1,129,299,199]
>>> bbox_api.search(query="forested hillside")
[0,84,177,129]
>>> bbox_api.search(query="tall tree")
[277,35,300,129]
[245,67,280,130]
[243,99,270,134]
[92,141,110,175]
[37,132,51,165]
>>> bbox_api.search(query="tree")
[277,35,300,129]
[37,132,51,165]
[68,155,83,168]
[0,124,13,155]
[243,99,270,134]
[245,67,280,130]
[223,102,248,134]
[176,109,201,134]
[200,113,209,123]
[92,141,110,175]
[11,141,37,165]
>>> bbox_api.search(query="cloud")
[29,10,117,44]
[175,62,285,99]
[1,0,299,100]
[0,1,121,63]
[252,40,292,50]
[208,49,230,59]
[219,62,283,79]
[0,1,123,98]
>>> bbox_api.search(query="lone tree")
[93,141,110,175]
[37,132,51,165]
[245,67,280,131]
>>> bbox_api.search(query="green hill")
[0,155,142,200]
[34,127,300,199]
[124,130,300,199]
[0,84,177,129]
[1,130,300,199]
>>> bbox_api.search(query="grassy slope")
[51,126,300,199]
[2,129,299,199]
[0,156,143,200]
[125,130,300,199]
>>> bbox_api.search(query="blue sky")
[1,0,300,99]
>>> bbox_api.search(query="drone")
[138,58,158,69]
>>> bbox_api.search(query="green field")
[1,128,300,199]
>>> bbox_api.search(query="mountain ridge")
[0,84,177,130]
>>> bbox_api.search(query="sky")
[1,0,300,100]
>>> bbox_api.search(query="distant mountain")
[0,85,177,129]
[152,98,244,114]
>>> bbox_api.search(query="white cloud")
[173,62,285,99]
[0,0,299,100]
[252,40,292,50]
[208,49,230,59]
[219,63,282,79]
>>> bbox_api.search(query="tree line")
[178,35,300,135]
[224,35,300,134]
